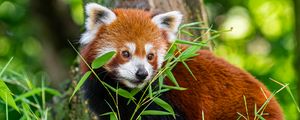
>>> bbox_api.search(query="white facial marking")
[145,43,153,54]
[117,56,153,88]
[126,43,136,53]
[80,29,98,44]
[157,47,166,68]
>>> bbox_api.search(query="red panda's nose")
[135,68,148,81]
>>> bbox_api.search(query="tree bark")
[30,0,81,91]
[293,0,300,119]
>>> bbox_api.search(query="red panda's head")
[80,3,182,88]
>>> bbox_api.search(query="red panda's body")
[79,3,283,120]
[165,50,283,119]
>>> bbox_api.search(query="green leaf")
[165,69,179,87]
[15,88,42,101]
[286,86,300,112]
[256,114,266,120]
[0,57,13,77]
[117,88,135,100]
[148,85,153,98]
[70,71,91,101]
[182,61,197,80]
[158,75,164,92]
[153,97,175,116]
[164,43,177,60]
[130,88,141,96]
[15,88,61,102]
[162,85,187,91]
[91,51,116,69]
[44,88,62,96]
[175,39,206,46]
[127,88,141,105]
[179,22,203,29]
[0,79,19,112]
[110,112,118,120]
[180,30,194,36]
[179,46,201,61]
[99,112,113,117]
[141,110,173,116]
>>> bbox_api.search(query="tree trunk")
[30,0,81,91]
[293,0,300,119]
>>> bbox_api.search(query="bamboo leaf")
[110,112,118,120]
[15,87,61,102]
[181,61,197,80]
[44,88,61,96]
[162,85,187,91]
[164,43,177,60]
[141,110,173,116]
[99,112,113,117]
[165,69,179,87]
[153,97,175,116]
[175,39,206,46]
[148,85,153,98]
[69,71,91,101]
[179,46,201,61]
[117,88,135,100]
[179,22,203,29]
[180,30,194,36]
[0,57,13,77]
[91,51,116,69]
[0,79,19,112]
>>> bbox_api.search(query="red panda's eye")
[147,53,154,61]
[122,51,130,58]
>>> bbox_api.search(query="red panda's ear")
[80,3,116,44]
[152,11,183,43]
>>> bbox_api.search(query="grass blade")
[70,71,91,101]
[0,79,19,112]
[0,57,13,77]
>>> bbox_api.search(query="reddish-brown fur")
[166,50,283,119]
[80,8,284,120]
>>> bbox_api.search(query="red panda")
[79,3,284,120]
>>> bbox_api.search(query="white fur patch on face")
[80,29,98,45]
[157,47,166,69]
[117,57,153,88]
[126,43,136,53]
[151,11,183,43]
[145,43,153,54]
[121,80,147,89]
[96,47,116,58]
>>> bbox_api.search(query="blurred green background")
[0,0,299,119]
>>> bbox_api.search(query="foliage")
[0,58,61,120]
